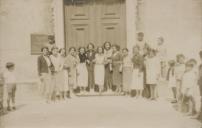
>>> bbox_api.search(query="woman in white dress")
[94,47,106,94]
[50,47,61,101]
[131,46,144,98]
[77,47,88,95]
[145,49,160,100]
[58,48,69,99]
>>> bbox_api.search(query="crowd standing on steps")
[1,32,202,128]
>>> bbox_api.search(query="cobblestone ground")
[0,83,201,128]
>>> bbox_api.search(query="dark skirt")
[87,64,95,90]
[104,64,113,90]
[112,64,122,86]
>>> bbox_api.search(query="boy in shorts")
[4,62,17,111]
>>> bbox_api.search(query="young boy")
[175,54,185,110]
[167,60,177,103]
[4,62,17,111]
[181,61,197,114]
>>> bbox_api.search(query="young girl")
[77,47,88,95]
[167,60,177,103]
[111,45,123,94]
[145,49,160,100]
[131,45,144,98]
[86,43,95,92]
[94,47,106,95]
[64,47,79,97]
[4,62,17,111]
[50,47,61,101]
[103,42,113,92]
[122,48,133,96]
[58,48,69,99]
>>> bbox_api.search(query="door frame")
[63,0,127,51]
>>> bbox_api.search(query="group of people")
[167,53,202,119]
[37,32,165,104]
[1,32,202,126]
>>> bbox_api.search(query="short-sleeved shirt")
[4,71,16,84]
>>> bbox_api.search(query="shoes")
[12,106,16,110]
[7,107,11,111]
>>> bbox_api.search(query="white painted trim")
[53,0,65,49]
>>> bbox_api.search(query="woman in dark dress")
[86,43,96,93]
[111,45,123,94]
[103,42,113,92]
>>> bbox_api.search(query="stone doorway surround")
[52,0,141,53]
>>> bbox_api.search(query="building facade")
[0,0,202,82]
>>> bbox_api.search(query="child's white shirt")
[4,70,16,84]
[50,55,61,72]
[175,63,185,80]
[182,70,196,90]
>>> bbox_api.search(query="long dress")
[94,54,105,86]
[77,53,88,88]
[145,56,160,85]
[64,54,79,89]
[131,54,144,90]
[122,55,133,92]
[104,49,113,90]
[57,56,69,92]
[50,55,61,94]
[111,51,122,87]
[86,50,95,89]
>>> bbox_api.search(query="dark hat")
[137,32,144,37]
[6,62,15,69]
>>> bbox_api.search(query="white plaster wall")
[143,0,202,61]
[0,0,53,82]
[0,0,202,82]
[126,0,137,55]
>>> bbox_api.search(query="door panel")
[64,0,126,50]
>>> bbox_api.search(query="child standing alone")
[4,62,17,111]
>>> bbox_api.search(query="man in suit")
[37,47,52,103]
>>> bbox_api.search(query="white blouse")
[50,55,61,72]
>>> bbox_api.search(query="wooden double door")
[64,0,126,50]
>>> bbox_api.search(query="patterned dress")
[111,51,123,86]
[64,54,79,89]
[145,56,160,85]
